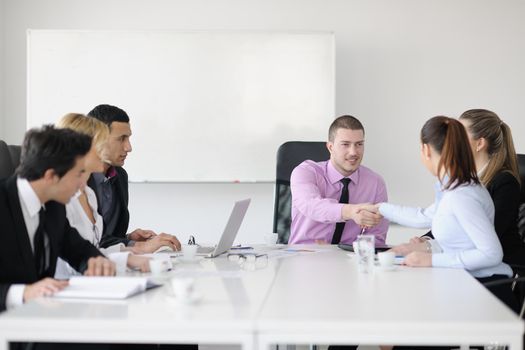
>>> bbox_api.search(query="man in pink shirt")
[289,115,388,245]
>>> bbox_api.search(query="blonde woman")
[54,113,150,278]
[458,109,524,267]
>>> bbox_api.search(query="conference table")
[0,245,522,350]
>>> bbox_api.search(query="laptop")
[195,198,251,258]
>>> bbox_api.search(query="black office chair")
[273,141,330,244]
[0,140,21,180]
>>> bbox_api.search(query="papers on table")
[53,276,160,300]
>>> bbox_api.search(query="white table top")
[0,245,522,349]
[257,245,523,348]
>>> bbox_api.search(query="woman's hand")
[404,251,432,267]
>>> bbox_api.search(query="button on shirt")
[289,160,389,245]
[6,178,47,309]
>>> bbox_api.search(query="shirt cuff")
[126,240,136,247]
[108,252,131,275]
[6,284,25,310]
[428,239,443,253]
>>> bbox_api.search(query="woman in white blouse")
[54,113,150,278]
[367,116,517,312]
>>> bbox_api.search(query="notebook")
[195,198,251,258]
[53,276,160,300]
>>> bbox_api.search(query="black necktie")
[34,208,48,278]
[331,178,351,244]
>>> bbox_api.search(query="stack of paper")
[53,276,160,300]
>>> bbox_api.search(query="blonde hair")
[459,109,520,186]
[56,113,109,159]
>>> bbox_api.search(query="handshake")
[342,203,383,228]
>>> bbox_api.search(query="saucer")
[176,256,203,264]
[166,292,203,305]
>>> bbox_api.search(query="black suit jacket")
[88,167,130,248]
[486,171,525,267]
[423,171,525,267]
[0,176,102,311]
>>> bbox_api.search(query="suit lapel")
[87,174,102,215]
[6,176,38,281]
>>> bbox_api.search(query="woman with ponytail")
[365,116,517,311]
[458,109,524,267]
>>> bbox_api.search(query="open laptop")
[195,198,251,258]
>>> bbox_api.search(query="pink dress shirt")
[289,160,389,245]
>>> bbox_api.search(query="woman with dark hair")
[367,116,517,312]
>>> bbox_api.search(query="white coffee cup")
[377,251,395,268]
[149,259,169,275]
[170,277,195,299]
[264,233,278,246]
[182,244,198,260]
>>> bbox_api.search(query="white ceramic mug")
[182,244,198,260]
[264,233,278,246]
[377,251,395,268]
[170,277,195,299]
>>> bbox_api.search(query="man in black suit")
[0,125,115,312]
[87,104,181,253]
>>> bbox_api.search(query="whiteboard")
[27,30,334,182]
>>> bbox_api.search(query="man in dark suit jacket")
[87,104,181,254]
[0,125,115,313]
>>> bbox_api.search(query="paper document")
[53,276,160,300]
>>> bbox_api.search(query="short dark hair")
[87,104,130,128]
[328,115,364,142]
[16,125,92,181]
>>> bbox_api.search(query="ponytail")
[421,116,479,190]
[459,109,521,186]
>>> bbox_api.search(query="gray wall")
[2,0,525,244]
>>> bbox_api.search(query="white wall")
[2,0,525,244]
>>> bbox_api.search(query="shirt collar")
[106,166,117,179]
[93,166,118,184]
[326,160,360,185]
[16,177,44,218]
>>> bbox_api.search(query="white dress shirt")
[54,186,128,279]
[6,178,45,309]
[379,180,513,278]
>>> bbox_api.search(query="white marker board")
[27,30,334,182]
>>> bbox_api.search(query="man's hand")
[390,242,428,256]
[23,278,69,302]
[84,256,116,276]
[132,233,181,254]
[127,255,151,272]
[342,203,382,227]
[404,251,432,267]
[127,229,156,242]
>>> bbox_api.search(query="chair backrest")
[8,144,22,170]
[0,140,21,180]
[273,141,330,244]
